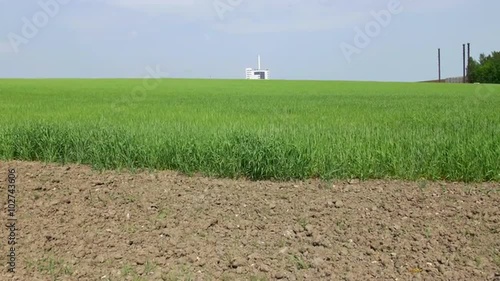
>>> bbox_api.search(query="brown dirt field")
[0,160,499,281]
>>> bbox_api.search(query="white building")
[245,55,270,80]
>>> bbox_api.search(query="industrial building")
[245,55,270,80]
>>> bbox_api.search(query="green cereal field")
[0,79,498,181]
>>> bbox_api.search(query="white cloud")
[403,0,467,12]
[214,13,366,34]
[212,1,368,34]
[76,0,463,34]
[90,0,213,20]
[78,0,368,33]
[127,30,138,39]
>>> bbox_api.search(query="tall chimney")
[258,55,261,70]
[438,48,441,82]
[467,43,471,82]
[463,44,466,83]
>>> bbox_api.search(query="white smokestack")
[258,55,261,70]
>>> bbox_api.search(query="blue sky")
[0,0,498,81]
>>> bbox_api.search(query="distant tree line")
[468,51,500,84]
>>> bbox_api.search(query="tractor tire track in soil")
[0,161,499,281]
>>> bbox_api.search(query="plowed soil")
[1,161,499,281]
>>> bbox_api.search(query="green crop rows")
[0,79,498,182]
